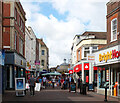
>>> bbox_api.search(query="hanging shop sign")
[87,54,95,62]
[35,60,40,65]
[84,63,89,70]
[74,64,82,72]
[69,70,73,74]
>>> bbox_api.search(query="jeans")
[30,86,35,95]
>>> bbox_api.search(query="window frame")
[111,18,117,42]
[42,50,45,55]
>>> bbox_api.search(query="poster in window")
[106,70,109,81]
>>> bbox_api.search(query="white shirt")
[42,77,46,82]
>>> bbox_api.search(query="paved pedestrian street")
[2,87,119,103]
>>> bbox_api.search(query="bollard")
[104,86,107,102]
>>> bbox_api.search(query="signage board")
[15,78,25,90]
[0,50,2,65]
[94,45,120,66]
[69,70,73,74]
[84,63,89,70]
[35,60,40,65]
[87,54,95,62]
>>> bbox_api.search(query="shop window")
[99,68,109,88]
[111,18,117,42]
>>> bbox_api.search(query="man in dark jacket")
[29,75,36,96]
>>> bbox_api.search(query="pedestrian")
[78,77,80,88]
[52,77,55,88]
[29,75,36,96]
[60,78,64,89]
[39,77,42,91]
[42,76,47,89]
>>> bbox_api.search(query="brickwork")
[106,1,120,46]
[2,1,26,57]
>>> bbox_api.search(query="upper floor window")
[111,18,117,42]
[15,8,17,21]
[19,16,21,26]
[92,46,98,52]
[42,50,45,55]
[15,31,17,50]
[19,38,23,55]
[78,50,80,61]
[84,47,90,58]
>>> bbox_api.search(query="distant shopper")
[29,75,36,96]
[42,76,47,88]
[60,78,64,89]
[52,77,55,88]
[39,77,42,91]
[78,77,80,88]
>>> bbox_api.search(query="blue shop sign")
[0,50,2,65]
[0,50,5,65]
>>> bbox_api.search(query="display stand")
[15,78,25,97]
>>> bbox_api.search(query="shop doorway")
[117,72,120,96]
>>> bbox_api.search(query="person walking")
[52,77,55,88]
[29,75,36,96]
[60,78,64,89]
[39,77,42,91]
[42,76,47,89]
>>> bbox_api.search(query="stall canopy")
[42,72,61,76]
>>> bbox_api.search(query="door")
[117,72,120,96]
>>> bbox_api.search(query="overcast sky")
[20,0,109,67]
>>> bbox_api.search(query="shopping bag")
[26,83,30,89]
[35,83,40,91]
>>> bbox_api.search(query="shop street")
[2,87,119,103]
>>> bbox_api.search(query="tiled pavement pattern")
[2,87,120,103]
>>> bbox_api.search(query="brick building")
[93,0,120,96]
[71,31,107,84]
[2,1,26,90]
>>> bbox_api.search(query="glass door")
[117,72,120,96]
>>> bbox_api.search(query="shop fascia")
[99,49,120,62]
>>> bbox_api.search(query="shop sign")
[31,65,36,69]
[87,54,95,62]
[99,49,120,62]
[0,50,2,65]
[84,63,89,70]
[69,70,73,74]
[35,60,40,65]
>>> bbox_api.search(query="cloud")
[21,0,109,67]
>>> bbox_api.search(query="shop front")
[74,61,97,85]
[94,44,120,96]
[4,52,26,90]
